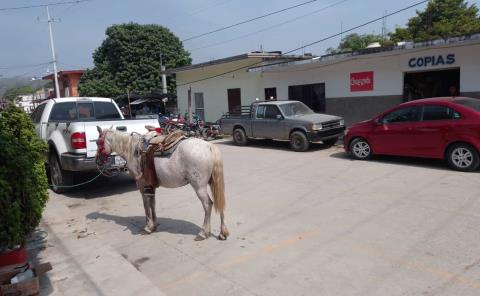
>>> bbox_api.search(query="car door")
[252,104,266,138]
[252,105,285,139]
[369,106,421,156]
[411,104,461,158]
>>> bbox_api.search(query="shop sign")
[408,54,455,68]
[350,71,374,92]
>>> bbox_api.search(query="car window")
[422,105,461,121]
[94,102,121,120]
[381,106,420,124]
[264,105,281,119]
[31,103,46,123]
[78,102,95,120]
[256,105,266,119]
[453,98,480,112]
[49,102,77,122]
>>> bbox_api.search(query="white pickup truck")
[31,97,159,193]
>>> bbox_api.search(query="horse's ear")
[145,125,155,132]
[97,126,102,134]
[109,125,113,130]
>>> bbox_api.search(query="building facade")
[174,37,480,125]
[43,70,84,98]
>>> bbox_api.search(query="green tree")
[79,23,192,98]
[327,33,385,54]
[0,105,48,250]
[2,85,35,102]
[390,0,480,42]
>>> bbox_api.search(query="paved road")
[35,139,480,296]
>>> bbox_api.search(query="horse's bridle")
[96,131,110,167]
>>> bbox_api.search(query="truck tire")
[233,128,248,146]
[446,143,480,172]
[49,153,73,194]
[290,131,310,152]
[323,138,338,147]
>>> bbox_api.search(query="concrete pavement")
[32,139,480,295]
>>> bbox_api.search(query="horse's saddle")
[141,130,186,189]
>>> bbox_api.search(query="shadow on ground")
[61,173,138,199]
[86,212,201,236]
[217,138,333,152]
[329,151,480,173]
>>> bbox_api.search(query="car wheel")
[446,143,480,172]
[323,138,338,147]
[49,153,73,194]
[349,138,372,160]
[233,128,248,146]
[290,131,310,152]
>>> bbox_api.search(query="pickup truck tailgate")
[84,119,158,157]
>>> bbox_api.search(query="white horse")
[95,127,229,241]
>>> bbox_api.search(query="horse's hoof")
[218,233,227,241]
[144,225,156,234]
[194,233,208,241]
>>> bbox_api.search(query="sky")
[1,0,479,79]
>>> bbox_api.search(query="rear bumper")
[307,127,345,142]
[60,153,97,172]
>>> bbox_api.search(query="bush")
[0,105,48,251]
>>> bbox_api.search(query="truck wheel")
[446,143,480,172]
[290,131,310,152]
[349,138,372,160]
[49,153,73,194]
[233,128,248,146]
[323,138,338,147]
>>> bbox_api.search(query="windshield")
[279,102,314,117]
[454,98,480,112]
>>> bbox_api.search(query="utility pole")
[160,54,167,94]
[46,6,60,98]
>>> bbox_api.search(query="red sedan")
[344,97,480,171]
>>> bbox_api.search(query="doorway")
[288,83,325,112]
[403,68,460,101]
[227,88,241,115]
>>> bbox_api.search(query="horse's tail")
[209,144,225,214]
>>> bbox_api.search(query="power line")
[178,0,429,86]
[182,0,322,42]
[189,0,352,52]
[0,0,91,12]
[283,0,429,55]
[0,62,51,70]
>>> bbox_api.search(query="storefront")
[173,37,480,125]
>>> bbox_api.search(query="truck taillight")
[71,132,86,149]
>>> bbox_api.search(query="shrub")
[0,105,48,251]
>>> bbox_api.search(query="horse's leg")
[219,212,229,240]
[149,189,157,228]
[193,186,213,241]
[140,185,156,233]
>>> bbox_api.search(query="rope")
[48,167,106,189]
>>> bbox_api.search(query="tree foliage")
[2,85,36,102]
[326,33,386,54]
[0,105,48,250]
[390,0,480,41]
[78,23,192,98]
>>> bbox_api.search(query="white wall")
[176,58,265,122]
[264,42,480,99]
[175,42,480,121]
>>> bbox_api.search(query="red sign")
[350,71,374,92]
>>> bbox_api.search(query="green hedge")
[0,105,48,251]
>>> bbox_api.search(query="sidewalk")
[29,192,165,296]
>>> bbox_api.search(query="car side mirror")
[276,114,283,120]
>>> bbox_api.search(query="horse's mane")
[107,130,142,157]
